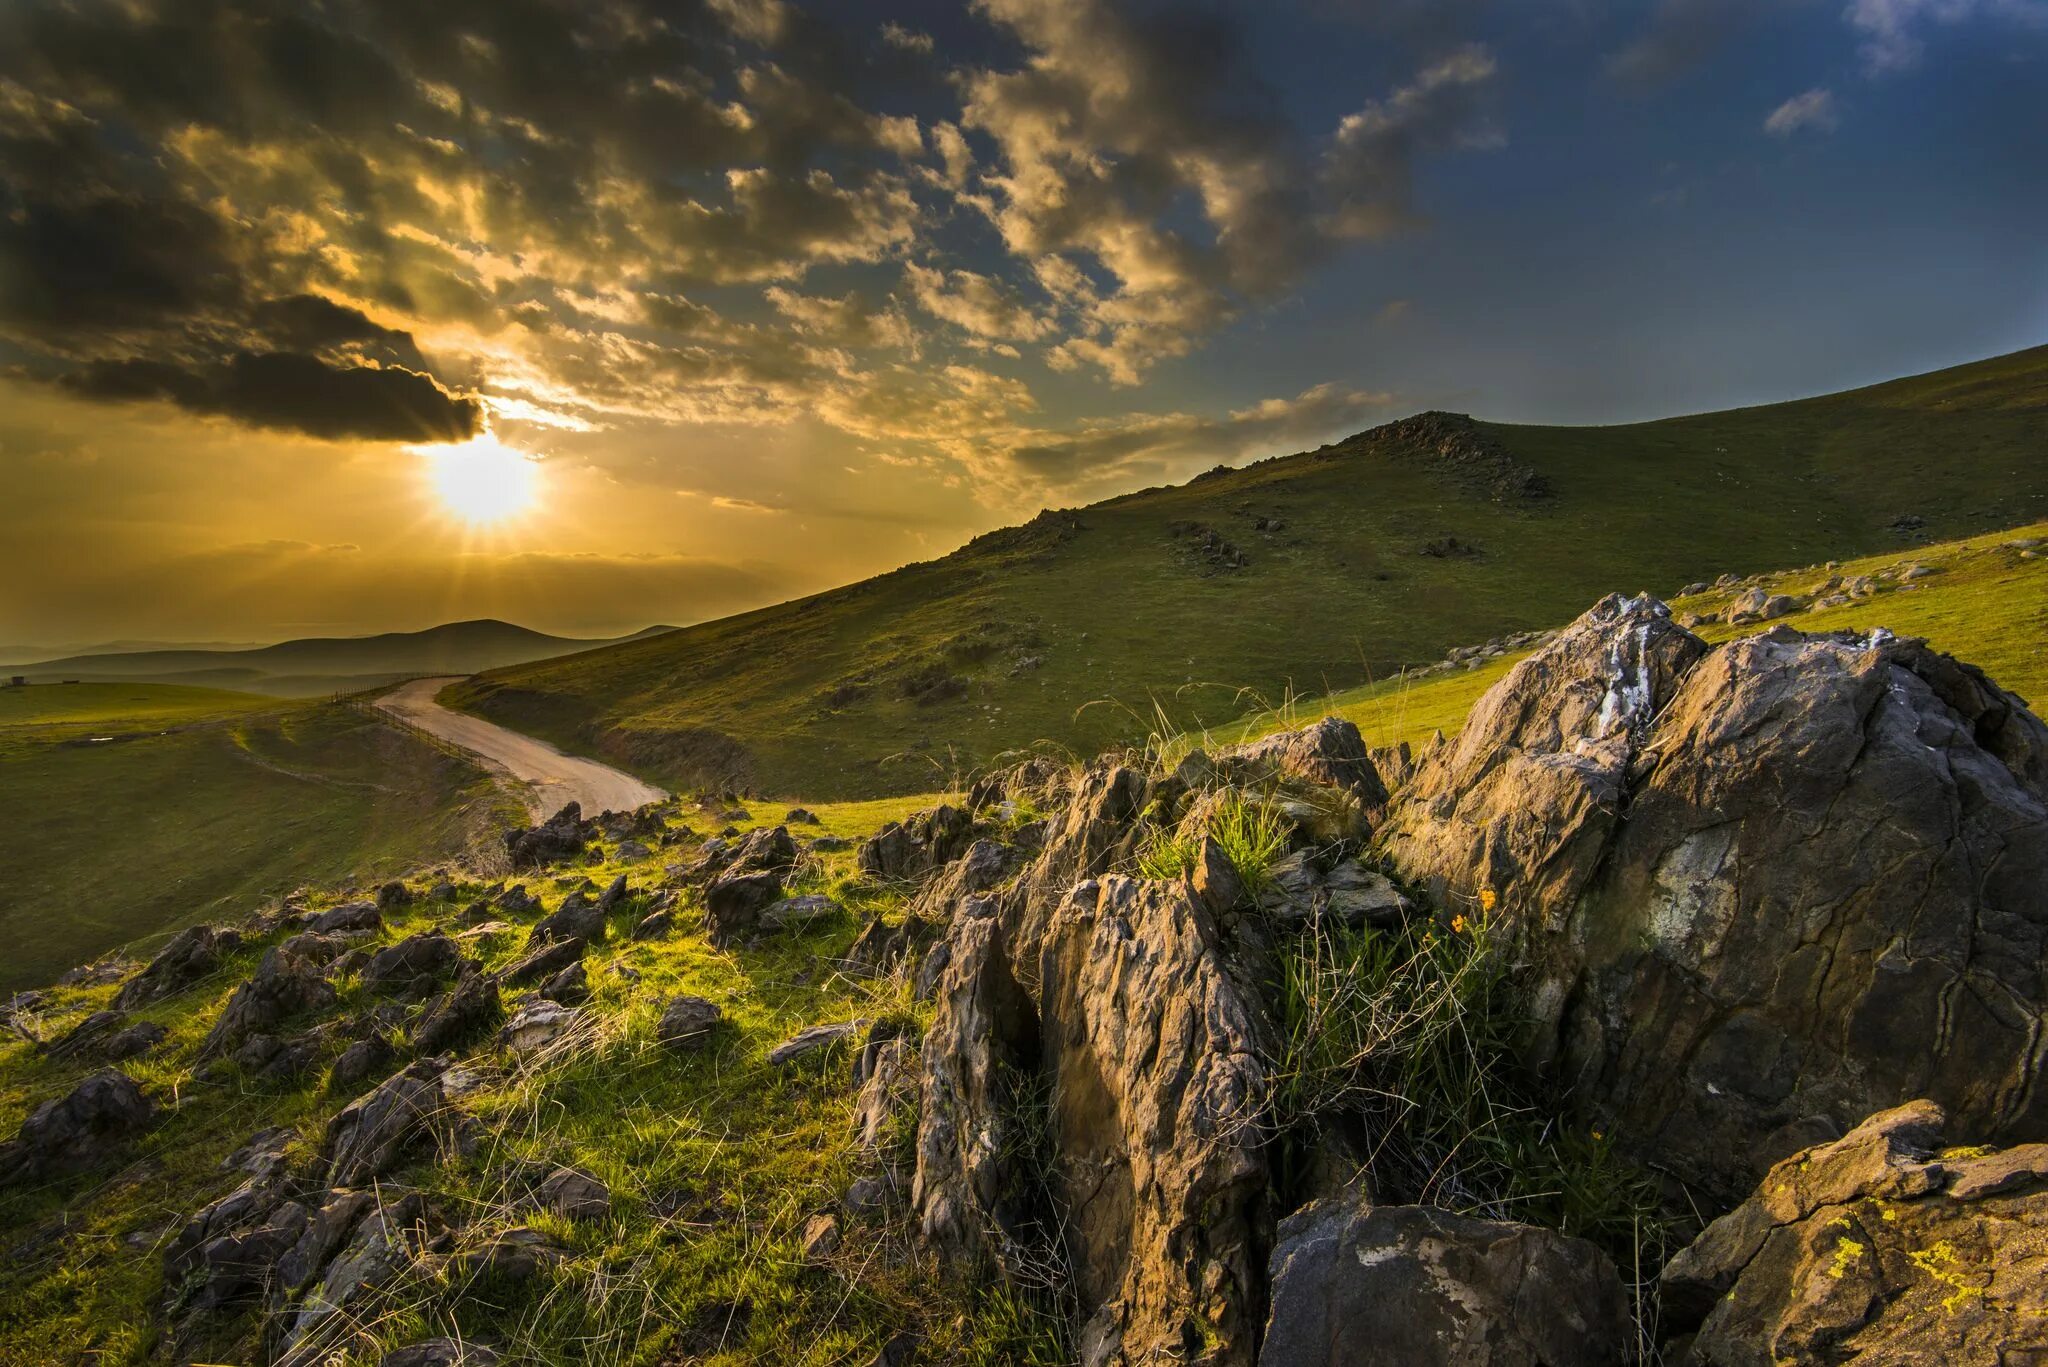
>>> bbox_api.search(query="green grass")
[445,345,2048,801]
[0,809,1061,1366]
[0,680,278,754]
[0,701,524,991]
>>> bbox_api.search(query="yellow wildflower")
[1478,888,1498,913]
[1451,914,1469,934]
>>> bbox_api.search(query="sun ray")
[415,432,541,526]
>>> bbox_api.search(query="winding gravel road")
[375,676,666,820]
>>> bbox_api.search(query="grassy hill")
[3,620,677,698]
[0,684,524,990]
[448,345,2048,799]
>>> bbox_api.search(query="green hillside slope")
[3,620,677,698]
[450,345,2048,800]
[0,692,524,990]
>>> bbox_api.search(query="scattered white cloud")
[1764,88,1841,136]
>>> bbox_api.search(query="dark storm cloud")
[63,352,484,443]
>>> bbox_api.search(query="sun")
[419,433,540,525]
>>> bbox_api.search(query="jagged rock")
[540,960,590,1005]
[495,884,541,916]
[200,937,343,1058]
[1224,715,1390,818]
[657,995,724,1052]
[310,900,382,935]
[703,869,784,946]
[529,890,607,946]
[853,1036,914,1153]
[43,1009,127,1063]
[413,969,503,1054]
[361,931,463,997]
[273,1189,441,1366]
[224,1125,297,1177]
[802,1212,841,1259]
[1038,874,1275,1367]
[499,1000,583,1059]
[1319,860,1409,927]
[907,838,1017,925]
[1663,1100,2048,1364]
[595,873,631,913]
[171,1177,312,1315]
[504,802,592,869]
[101,1019,168,1061]
[1383,601,2048,1201]
[857,805,975,880]
[320,1060,455,1186]
[760,893,843,934]
[769,1020,864,1066]
[0,1070,154,1186]
[845,912,934,977]
[57,955,134,987]
[235,1031,325,1083]
[376,881,415,912]
[535,1166,611,1221]
[453,1226,563,1286]
[912,914,1041,1270]
[1380,593,1709,938]
[500,935,585,987]
[1726,587,1798,624]
[115,924,242,1008]
[1262,1199,1629,1367]
[631,909,675,940]
[329,1033,397,1095]
[1003,763,1151,983]
[381,1340,500,1367]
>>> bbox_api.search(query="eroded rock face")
[1001,764,1151,985]
[0,1069,154,1186]
[1223,715,1389,820]
[1662,1100,2048,1365]
[115,924,242,1009]
[1380,600,2048,1201]
[1262,1199,1629,1367]
[858,805,975,880]
[1037,875,1275,1367]
[911,913,1042,1273]
[1379,593,1709,939]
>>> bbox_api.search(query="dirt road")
[374,676,666,820]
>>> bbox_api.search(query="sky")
[1,0,2043,650]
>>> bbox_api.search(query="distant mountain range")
[1,619,677,697]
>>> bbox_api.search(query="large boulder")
[1262,1199,1629,1367]
[1378,593,1708,939]
[1037,874,1275,1367]
[1662,1100,2048,1364]
[1381,600,2048,1201]
[114,924,242,1008]
[0,1069,154,1186]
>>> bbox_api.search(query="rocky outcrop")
[703,870,785,946]
[272,1188,443,1366]
[1379,598,2048,1201]
[114,924,242,1008]
[320,1060,457,1186]
[504,802,593,869]
[1262,1199,1629,1367]
[528,890,607,947]
[200,936,343,1058]
[857,804,975,880]
[0,1069,154,1185]
[911,913,1042,1273]
[1222,715,1390,819]
[413,968,503,1054]
[1001,764,1150,984]
[1038,875,1276,1367]
[1662,1100,2048,1364]
[656,995,723,1052]
[310,900,382,935]
[361,931,463,997]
